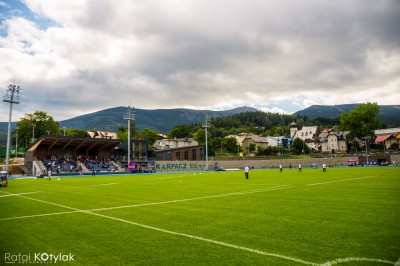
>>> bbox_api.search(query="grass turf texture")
[0,167,399,265]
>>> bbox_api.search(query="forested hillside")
[169,111,339,138]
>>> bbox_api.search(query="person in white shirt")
[244,165,250,179]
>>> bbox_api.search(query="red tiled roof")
[375,134,392,143]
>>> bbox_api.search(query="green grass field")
[1,167,399,265]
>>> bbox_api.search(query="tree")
[248,143,256,154]
[117,127,128,140]
[135,128,159,147]
[62,128,87,137]
[117,122,138,140]
[16,111,59,147]
[211,137,223,156]
[169,124,198,138]
[339,103,380,141]
[291,138,310,155]
[224,137,239,154]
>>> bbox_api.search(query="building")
[153,138,198,150]
[24,135,121,176]
[319,130,349,154]
[374,128,400,151]
[114,139,149,161]
[266,136,290,148]
[85,131,118,140]
[242,135,268,155]
[154,145,204,161]
[152,137,204,161]
[290,123,319,150]
[225,133,250,147]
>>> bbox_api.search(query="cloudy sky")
[0,0,399,122]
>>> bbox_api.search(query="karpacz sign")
[155,162,206,171]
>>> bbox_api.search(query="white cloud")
[0,0,399,122]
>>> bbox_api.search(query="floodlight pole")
[123,106,135,171]
[15,127,19,158]
[3,84,21,173]
[363,137,369,165]
[202,116,210,171]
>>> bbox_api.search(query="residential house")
[85,131,117,140]
[225,133,250,147]
[242,135,268,155]
[374,128,400,151]
[319,130,349,154]
[290,123,319,150]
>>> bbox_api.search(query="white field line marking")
[43,183,83,189]
[2,190,397,265]
[151,175,184,180]
[89,211,319,266]
[0,210,81,221]
[3,191,318,266]
[306,176,376,186]
[82,182,121,187]
[40,182,121,192]
[87,185,292,212]
[0,191,43,197]
[320,257,395,266]
[0,186,291,221]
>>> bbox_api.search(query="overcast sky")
[0,0,399,122]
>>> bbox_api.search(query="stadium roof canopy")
[26,135,121,158]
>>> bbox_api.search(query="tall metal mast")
[202,116,210,171]
[3,83,21,174]
[123,106,135,170]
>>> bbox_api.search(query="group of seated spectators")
[44,157,78,173]
[83,158,118,172]
[43,156,119,174]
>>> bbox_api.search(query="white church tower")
[290,121,298,138]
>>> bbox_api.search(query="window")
[176,151,181,160]
[184,150,189,160]
[191,149,197,160]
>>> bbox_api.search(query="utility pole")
[15,127,19,158]
[123,106,135,171]
[363,137,369,165]
[202,116,210,171]
[3,83,21,174]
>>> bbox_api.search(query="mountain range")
[294,104,400,125]
[1,104,399,145]
[57,106,257,133]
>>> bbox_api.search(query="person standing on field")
[298,164,302,172]
[279,164,283,173]
[47,167,52,181]
[244,165,249,179]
